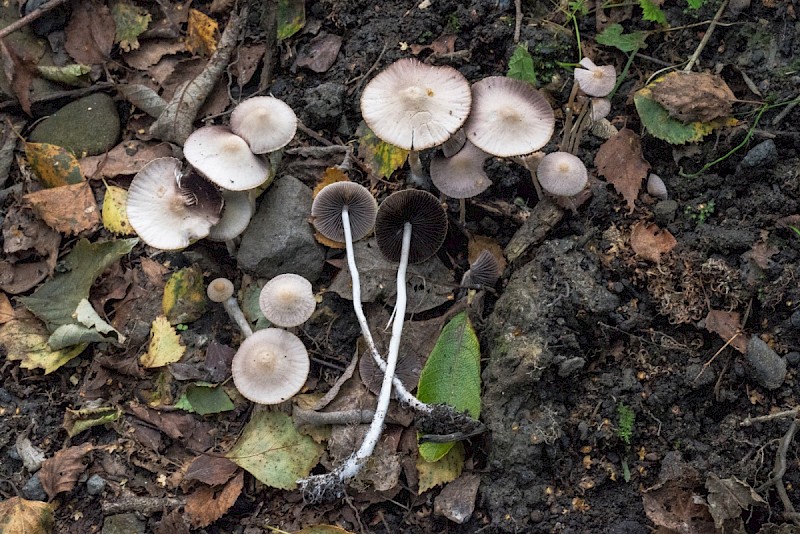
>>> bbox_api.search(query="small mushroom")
[374,189,448,265]
[206,277,253,338]
[461,249,501,288]
[207,190,255,243]
[430,140,491,224]
[229,96,297,154]
[574,58,616,98]
[231,328,310,404]
[259,273,316,328]
[126,157,222,250]
[184,125,271,191]
[536,151,589,197]
[590,97,611,121]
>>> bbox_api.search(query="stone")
[86,473,107,495]
[22,473,47,501]
[738,139,777,170]
[102,513,146,534]
[237,175,325,282]
[652,199,678,226]
[303,82,345,129]
[29,93,120,156]
[744,336,786,390]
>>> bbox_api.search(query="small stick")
[740,407,800,427]
[258,0,279,92]
[0,0,70,40]
[684,0,729,72]
[514,0,523,43]
[293,407,375,426]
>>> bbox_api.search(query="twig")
[293,406,375,426]
[771,94,800,127]
[741,407,800,427]
[756,419,800,524]
[102,494,183,515]
[258,0,279,92]
[683,0,729,72]
[0,0,70,40]
[296,121,335,146]
[514,0,523,43]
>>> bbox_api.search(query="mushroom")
[183,125,271,191]
[229,96,297,154]
[536,151,589,198]
[574,58,617,98]
[258,273,316,328]
[360,58,472,184]
[461,249,501,288]
[429,140,491,224]
[562,59,617,153]
[126,157,223,250]
[207,190,255,255]
[207,277,253,338]
[374,189,448,265]
[590,97,611,122]
[231,328,310,404]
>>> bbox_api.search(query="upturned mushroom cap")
[126,157,222,250]
[258,273,316,328]
[184,125,270,191]
[230,96,297,154]
[311,182,378,243]
[360,350,421,396]
[536,151,589,197]
[207,277,234,302]
[462,250,501,287]
[430,140,491,199]
[208,190,254,241]
[360,58,472,150]
[463,76,555,157]
[574,58,616,98]
[231,328,310,404]
[374,189,447,264]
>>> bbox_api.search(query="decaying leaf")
[36,64,91,87]
[703,309,747,353]
[111,0,151,52]
[24,182,100,236]
[0,291,14,323]
[185,470,244,528]
[184,455,240,486]
[410,34,457,56]
[0,39,36,115]
[176,382,235,415]
[650,71,735,124]
[80,140,174,179]
[417,441,465,493]
[0,497,54,534]
[48,298,124,350]
[186,9,218,56]
[296,33,342,73]
[0,313,86,373]
[122,39,187,70]
[102,185,134,235]
[356,121,409,179]
[64,0,116,64]
[140,315,186,368]
[63,406,122,437]
[595,129,649,213]
[39,442,94,500]
[630,222,677,263]
[25,142,84,188]
[705,474,767,530]
[162,265,207,325]
[278,0,306,40]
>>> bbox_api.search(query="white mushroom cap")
[231,328,310,404]
[430,140,491,199]
[207,277,234,302]
[184,125,271,191]
[590,97,611,121]
[208,190,255,241]
[536,151,589,197]
[259,273,316,328]
[230,96,298,154]
[574,58,616,98]
[126,157,222,250]
[463,76,555,157]
[647,173,668,200]
[360,58,472,150]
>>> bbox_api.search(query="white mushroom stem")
[407,150,427,185]
[223,297,253,338]
[339,221,412,480]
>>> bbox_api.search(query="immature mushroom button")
[207,277,253,338]
[536,151,589,197]
[184,125,270,191]
[574,58,617,98]
[230,96,297,154]
[259,273,316,328]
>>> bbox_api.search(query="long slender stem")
[223,298,253,338]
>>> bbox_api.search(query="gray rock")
[237,175,325,282]
[29,93,120,156]
[739,139,777,169]
[786,351,800,366]
[86,473,107,495]
[22,473,47,501]
[557,357,585,377]
[303,82,346,129]
[745,336,786,390]
[653,199,678,226]
[0,387,12,403]
[102,513,146,534]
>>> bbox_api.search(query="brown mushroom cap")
[463,76,555,157]
[574,58,616,98]
[183,125,271,191]
[229,96,297,154]
[311,182,378,243]
[207,277,234,302]
[430,140,491,199]
[360,350,421,396]
[360,58,472,150]
[231,328,310,404]
[126,157,222,250]
[374,190,447,264]
[536,151,589,197]
[258,273,316,328]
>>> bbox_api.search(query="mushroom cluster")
[126,96,297,250]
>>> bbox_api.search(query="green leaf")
[595,24,648,52]
[356,121,409,179]
[507,43,537,85]
[48,299,124,350]
[278,0,305,40]
[227,411,323,489]
[162,265,207,325]
[639,0,667,24]
[36,64,90,87]
[686,0,704,8]
[0,317,86,374]
[63,406,122,437]
[416,312,481,462]
[181,382,235,415]
[111,0,151,52]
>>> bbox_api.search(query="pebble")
[738,139,777,170]
[557,357,585,377]
[652,200,678,227]
[744,336,786,390]
[790,309,800,328]
[785,352,800,366]
[28,93,120,157]
[0,387,13,403]
[102,513,146,534]
[303,82,345,129]
[22,473,47,501]
[86,473,107,495]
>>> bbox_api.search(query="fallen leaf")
[278,0,306,40]
[25,142,84,188]
[162,265,207,325]
[102,185,135,235]
[184,455,240,486]
[595,128,649,213]
[410,34,456,56]
[176,382,234,415]
[186,9,218,56]
[742,241,778,270]
[630,222,676,263]
[231,42,265,87]
[434,473,480,524]
[651,71,735,124]
[111,258,168,347]
[0,313,86,373]
[64,0,116,64]
[705,474,767,530]
[204,341,235,383]
[185,470,244,528]
[467,235,506,274]
[122,39,187,70]
[642,480,716,532]
[126,401,215,451]
[0,39,36,115]
[0,291,14,323]
[24,182,100,236]
[140,315,186,368]
[703,309,747,353]
[63,406,122,437]
[0,497,54,534]
[36,64,91,87]
[116,84,168,119]
[296,32,342,73]
[47,298,124,350]
[2,203,61,260]
[111,0,151,52]
[357,121,409,179]
[417,441,464,493]
[80,140,174,179]
[39,442,94,499]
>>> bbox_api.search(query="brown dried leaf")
[594,129,649,213]
[0,497,54,534]
[296,32,342,73]
[24,182,100,236]
[704,309,747,353]
[642,481,716,533]
[0,291,14,323]
[79,141,174,180]
[184,470,244,528]
[743,241,778,270]
[184,455,240,486]
[122,39,187,70]
[0,39,35,115]
[64,0,116,65]
[651,71,735,124]
[434,473,481,524]
[410,34,456,56]
[2,203,61,260]
[39,442,94,500]
[186,9,218,57]
[705,473,766,530]
[231,42,265,87]
[467,234,506,274]
[630,222,676,263]
[0,261,49,294]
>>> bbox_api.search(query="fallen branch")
[0,0,70,40]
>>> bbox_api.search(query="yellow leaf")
[356,122,408,179]
[416,441,464,493]
[0,497,54,534]
[24,182,100,236]
[186,9,218,56]
[102,185,134,235]
[140,315,185,368]
[0,317,86,374]
[25,142,84,188]
[312,167,349,198]
[162,265,207,324]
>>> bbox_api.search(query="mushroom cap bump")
[311,182,378,243]
[430,140,491,199]
[259,273,316,328]
[536,151,589,197]
[126,157,222,250]
[574,58,616,98]
[183,125,271,191]
[207,277,235,303]
[360,58,472,150]
[231,328,310,404]
[230,96,298,154]
[374,190,448,264]
[463,76,555,158]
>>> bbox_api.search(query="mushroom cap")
[208,190,254,241]
[184,125,271,191]
[462,249,501,287]
[590,97,611,121]
[647,173,668,200]
[207,277,234,302]
[574,58,616,98]
[311,182,378,243]
[231,328,310,404]
[374,189,447,264]
[360,350,421,396]
[259,273,316,328]
[126,157,222,250]
[230,96,298,154]
[430,140,491,199]
[360,58,472,150]
[536,151,589,197]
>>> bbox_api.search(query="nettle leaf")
[596,24,648,52]
[417,312,481,462]
[507,43,537,85]
[639,0,667,25]
[686,0,704,8]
